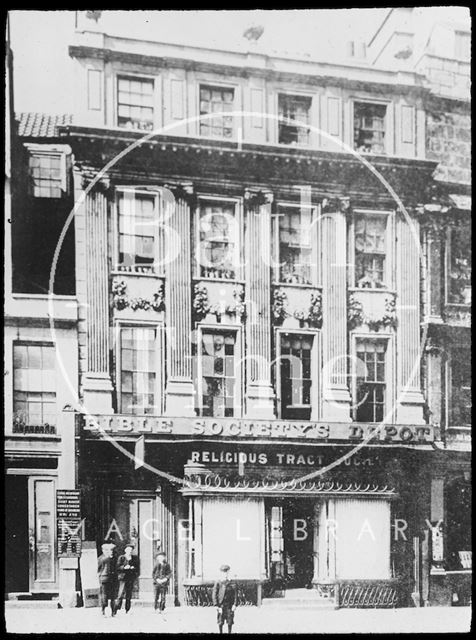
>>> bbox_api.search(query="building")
[5,9,470,608]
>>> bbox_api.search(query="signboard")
[84,415,435,444]
[56,489,82,558]
[79,541,100,608]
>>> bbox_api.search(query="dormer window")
[278,94,311,145]
[353,102,387,154]
[117,76,154,131]
[28,152,65,198]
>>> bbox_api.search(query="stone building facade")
[4,9,470,608]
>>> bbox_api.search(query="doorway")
[266,498,315,589]
[5,475,29,593]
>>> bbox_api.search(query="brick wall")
[426,105,471,185]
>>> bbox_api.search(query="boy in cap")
[115,543,139,614]
[152,551,171,617]
[97,542,117,617]
[212,564,237,634]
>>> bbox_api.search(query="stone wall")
[426,103,471,185]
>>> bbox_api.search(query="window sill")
[193,277,245,285]
[348,287,395,294]
[112,269,165,279]
[273,282,321,290]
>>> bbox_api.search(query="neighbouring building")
[5,9,470,609]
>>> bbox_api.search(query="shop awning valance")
[180,473,397,498]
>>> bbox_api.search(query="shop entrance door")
[5,475,29,593]
[266,499,315,589]
[112,492,158,598]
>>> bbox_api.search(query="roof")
[17,112,73,138]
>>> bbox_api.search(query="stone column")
[395,211,425,424]
[164,183,195,415]
[321,198,351,422]
[244,189,275,418]
[81,179,113,413]
[422,220,444,323]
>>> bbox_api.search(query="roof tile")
[16,112,73,138]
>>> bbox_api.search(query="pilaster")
[244,189,275,418]
[395,211,425,424]
[82,179,113,413]
[321,198,351,421]
[164,183,195,415]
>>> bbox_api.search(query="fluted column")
[321,198,351,421]
[164,183,195,416]
[395,211,425,424]
[82,180,113,413]
[244,189,275,418]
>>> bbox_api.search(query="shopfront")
[79,414,435,606]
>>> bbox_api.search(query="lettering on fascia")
[84,416,434,443]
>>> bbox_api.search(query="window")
[13,344,56,429]
[117,76,154,131]
[455,31,470,60]
[447,225,472,305]
[200,330,237,417]
[275,206,314,285]
[29,153,63,198]
[354,213,387,288]
[197,201,239,279]
[199,85,234,138]
[120,326,157,415]
[355,339,387,422]
[354,102,387,154]
[280,333,313,420]
[448,347,471,427]
[278,94,312,145]
[117,190,157,269]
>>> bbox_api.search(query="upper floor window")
[199,330,237,417]
[354,339,387,422]
[119,326,158,415]
[117,76,154,131]
[353,102,387,154]
[278,94,312,145]
[29,152,64,198]
[446,224,472,305]
[199,85,234,139]
[275,205,316,285]
[455,31,470,60]
[13,343,56,430]
[448,346,471,427]
[279,333,313,421]
[354,213,388,289]
[117,190,158,270]
[197,201,239,280]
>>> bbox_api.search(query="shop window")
[353,102,387,154]
[447,347,471,427]
[446,225,472,305]
[117,190,158,270]
[200,330,237,417]
[278,94,312,145]
[117,76,154,131]
[199,85,234,139]
[28,152,64,198]
[355,339,387,423]
[275,206,314,285]
[280,333,313,420]
[120,326,157,415]
[13,343,56,431]
[446,479,471,571]
[197,201,239,280]
[354,213,388,288]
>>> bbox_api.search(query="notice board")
[56,489,82,557]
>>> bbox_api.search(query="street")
[4,605,472,634]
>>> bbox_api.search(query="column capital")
[163,181,196,207]
[244,188,274,207]
[321,196,350,214]
[81,173,111,195]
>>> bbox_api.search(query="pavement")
[4,604,472,634]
